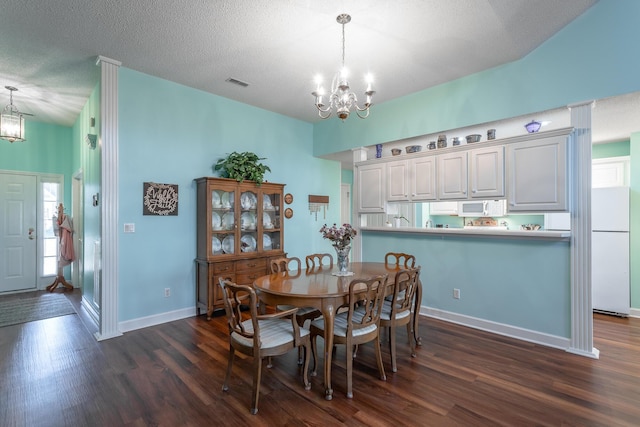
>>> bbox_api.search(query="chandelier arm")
[318,109,332,119]
[315,103,332,114]
[355,108,371,119]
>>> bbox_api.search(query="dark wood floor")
[1,289,639,426]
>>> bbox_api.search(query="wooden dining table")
[253,262,422,400]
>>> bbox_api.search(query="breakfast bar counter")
[360,226,570,241]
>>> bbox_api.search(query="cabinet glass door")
[213,189,236,255]
[261,191,281,251]
[239,190,258,254]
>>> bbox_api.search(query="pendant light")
[0,86,26,142]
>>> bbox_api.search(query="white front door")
[0,172,37,292]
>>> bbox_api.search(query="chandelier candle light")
[312,14,375,121]
[0,86,26,142]
[320,223,357,275]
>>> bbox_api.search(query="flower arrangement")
[319,223,357,250]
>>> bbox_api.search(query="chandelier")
[0,86,26,142]
[312,14,375,121]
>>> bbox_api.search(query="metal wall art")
[143,182,178,216]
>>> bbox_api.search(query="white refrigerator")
[592,186,630,316]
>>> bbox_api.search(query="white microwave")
[457,200,506,217]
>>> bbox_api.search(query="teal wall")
[0,121,73,206]
[593,141,630,158]
[362,231,571,337]
[116,68,341,321]
[313,0,640,153]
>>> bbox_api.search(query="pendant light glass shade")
[0,86,26,143]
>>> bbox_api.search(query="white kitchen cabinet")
[356,163,386,213]
[469,145,504,198]
[506,136,568,212]
[429,201,459,215]
[387,157,436,202]
[412,156,437,201]
[437,151,468,199]
[592,157,630,188]
[387,160,409,201]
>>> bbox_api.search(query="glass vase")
[334,245,351,274]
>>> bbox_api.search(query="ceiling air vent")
[225,77,249,88]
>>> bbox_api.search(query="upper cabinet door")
[411,156,437,201]
[357,163,386,213]
[506,136,568,212]
[438,151,468,199]
[387,160,409,201]
[469,145,505,198]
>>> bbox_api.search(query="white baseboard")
[421,306,571,351]
[629,307,640,318]
[119,306,197,333]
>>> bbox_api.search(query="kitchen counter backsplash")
[428,214,544,230]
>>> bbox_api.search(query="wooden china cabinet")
[195,177,286,319]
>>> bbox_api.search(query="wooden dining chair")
[384,252,416,269]
[270,256,301,273]
[219,278,311,415]
[379,267,421,372]
[305,253,334,271]
[310,275,388,399]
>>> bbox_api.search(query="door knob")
[28,228,35,240]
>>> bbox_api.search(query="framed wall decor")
[284,193,293,204]
[143,182,179,216]
[284,208,293,219]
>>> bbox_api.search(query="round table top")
[253,262,400,299]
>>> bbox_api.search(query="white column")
[352,147,367,262]
[95,55,122,341]
[567,101,598,358]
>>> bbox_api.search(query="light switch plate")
[124,223,135,233]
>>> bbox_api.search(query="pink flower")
[319,223,357,250]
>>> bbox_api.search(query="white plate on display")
[240,192,257,210]
[212,191,221,208]
[263,212,273,229]
[263,194,273,209]
[221,192,232,208]
[263,234,272,250]
[222,212,234,230]
[222,235,234,254]
[211,211,222,229]
[241,234,257,252]
[212,237,222,254]
[241,212,256,230]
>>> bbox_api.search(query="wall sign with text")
[143,182,179,216]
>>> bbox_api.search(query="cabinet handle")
[472,189,477,193]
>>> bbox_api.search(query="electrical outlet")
[453,288,460,299]
[164,288,171,297]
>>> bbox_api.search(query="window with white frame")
[41,178,62,277]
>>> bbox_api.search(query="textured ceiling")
[0,0,601,128]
